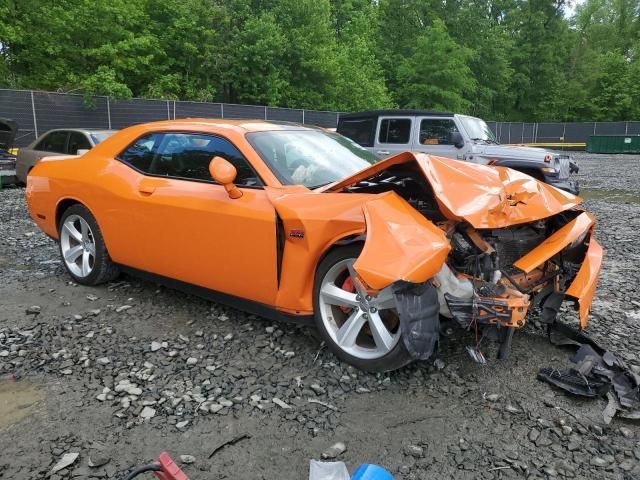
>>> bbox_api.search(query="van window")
[378,118,411,144]
[419,119,459,145]
[338,119,374,147]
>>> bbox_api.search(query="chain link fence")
[2,88,639,148]
[487,121,640,145]
[0,89,340,147]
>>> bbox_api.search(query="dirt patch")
[0,378,44,429]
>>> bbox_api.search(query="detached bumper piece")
[538,367,609,398]
[444,293,528,329]
[539,325,640,422]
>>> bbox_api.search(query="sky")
[565,0,587,17]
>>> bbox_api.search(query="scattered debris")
[50,452,79,474]
[321,442,347,459]
[208,433,251,459]
[538,325,640,420]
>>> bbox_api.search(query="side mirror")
[209,156,242,199]
[451,132,465,149]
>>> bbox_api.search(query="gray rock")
[404,445,424,458]
[140,406,156,419]
[88,455,110,468]
[179,455,196,464]
[590,456,607,467]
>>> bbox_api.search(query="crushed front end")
[433,208,602,344]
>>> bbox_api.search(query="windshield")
[247,130,377,188]
[459,116,497,144]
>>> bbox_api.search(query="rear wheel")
[313,245,412,372]
[58,204,119,285]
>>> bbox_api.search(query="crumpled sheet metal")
[565,237,604,329]
[514,212,594,273]
[323,151,582,229]
[354,192,450,290]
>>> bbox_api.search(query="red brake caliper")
[340,276,356,313]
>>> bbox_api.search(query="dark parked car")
[0,118,18,187]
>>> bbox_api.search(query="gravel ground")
[1,152,639,480]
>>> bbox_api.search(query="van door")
[374,116,413,158]
[413,117,464,160]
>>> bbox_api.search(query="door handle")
[376,150,390,156]
[138,184,156,195]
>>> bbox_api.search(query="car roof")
[135,118,315,134]
[41,128,119,135]
[339,110,454,120]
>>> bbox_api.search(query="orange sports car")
[26,119,603,371]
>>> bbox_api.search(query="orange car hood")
[324,152,583,229]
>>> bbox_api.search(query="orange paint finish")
[325,152,582,229]
[266,188,370,313]
[25,119,603,331]
[354,192,451,290]
[566,236,604,329]
[513,212,595,273]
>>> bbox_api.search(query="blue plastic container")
[351,464,394,480]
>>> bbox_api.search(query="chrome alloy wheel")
[60,214,96,278]
[318,258,401,359]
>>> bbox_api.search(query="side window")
[118,132,261,187]
[36,131,68,153]
[338,119,374,147]
[68,132,92,155]
[419,119,459,145]
[378,118,412,144]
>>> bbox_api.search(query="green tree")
[396,19,476,111]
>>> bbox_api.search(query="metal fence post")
[302,109,305,125]
[173,100,176,120]
[264,106,267,120]
[30,90,39,138]
[625,122,629,135]
[221,103,224,118]
[106,97,112,129]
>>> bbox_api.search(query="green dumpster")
[586,135,640,153]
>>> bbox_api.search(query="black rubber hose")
[122,463,162,480]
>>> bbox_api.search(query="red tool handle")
[153,452,190,480]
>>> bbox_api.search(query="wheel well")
[315,235,365,280]
[55,199,80,231]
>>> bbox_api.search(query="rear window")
[378,118,411,144]
[338,118,375,147]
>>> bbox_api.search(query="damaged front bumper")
[354,202,603,359]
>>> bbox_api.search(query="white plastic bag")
[309,460,350,480]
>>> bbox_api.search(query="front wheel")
[58,204,119,285]
[313,245,412,372]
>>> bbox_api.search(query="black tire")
[58,204,120,285]
[313,244,413,372]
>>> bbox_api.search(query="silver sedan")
[16,129,117,184]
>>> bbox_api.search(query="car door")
[373,116,413,158]
[105,131,279,306]
[413,117,463,160]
